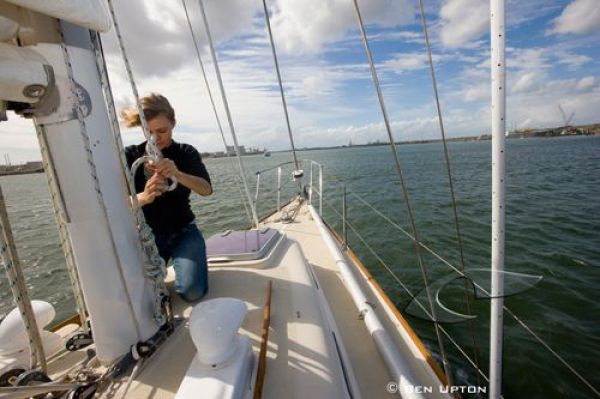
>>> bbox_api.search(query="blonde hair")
[120,93,175,128]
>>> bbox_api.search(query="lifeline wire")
[321,196,494,386]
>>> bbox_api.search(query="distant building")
[226,145,246,155]
[25,161,43,170]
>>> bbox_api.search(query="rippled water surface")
[1,136,599,398]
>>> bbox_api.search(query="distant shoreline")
[0,169,43,176]
[2,124,598,174]
[282,123,600,153]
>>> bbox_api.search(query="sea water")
[1,135,599,398]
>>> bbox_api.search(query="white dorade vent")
[176,298,255,399]
[0,301,63,375]
[189,298,246,368]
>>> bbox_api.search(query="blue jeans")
[153,223,208,302]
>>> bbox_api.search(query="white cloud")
[2,0,600,166]
[299,72,334,98]
[507,0,563,26]
[294,108,491,147]
[269,0,413,53]
[506,76,600,128]
[576,76,597,90]
[0,115,39,149]
[0,115,42,164]
[383,53,430,71]
[557,53,592,69]
[512,72,539,93]
[549,0,600,35]
[508,48,551,71]
[439,0,489,48]
[462,84,488,102]
[100,0,260,77]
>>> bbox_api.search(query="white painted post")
[277,167,282,211]
[489,0,506,397]
[309,162,313,204]
[319,165,323,216]
[255,173,261,206]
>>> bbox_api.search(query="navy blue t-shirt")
[125,141,211,234]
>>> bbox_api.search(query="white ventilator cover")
[0,331,63,375]
[0,300,55,355]
[0,43,50,104]
[189,298,247,367]
[177,298,254,399]
[176,335,254,399]
[0,15,19,41]
[3,0,111,32]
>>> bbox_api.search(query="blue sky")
[2,0,599,163]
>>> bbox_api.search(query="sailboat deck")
[97,199,447,398]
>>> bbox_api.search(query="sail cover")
[3,0,111,32]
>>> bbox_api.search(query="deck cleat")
[65,332,94,352]
[0,367,26,387]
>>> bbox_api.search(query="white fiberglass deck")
[115,199,448,399]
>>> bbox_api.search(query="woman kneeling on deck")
[122,93,212,302]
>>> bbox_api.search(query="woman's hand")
[153,158,179,179]
[137,173,167,206]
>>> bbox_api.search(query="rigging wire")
[417,0,483,384]
[180,0,253,225]
[349,0,453,385]
[260,0,301,173]
[105,3,155,157]
[0,185,47,371]
[105,0,177,194]
[196,0,260,228]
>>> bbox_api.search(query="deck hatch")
[206,228,280,262]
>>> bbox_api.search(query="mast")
[489,0,506,397]
[0,4,161,364]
